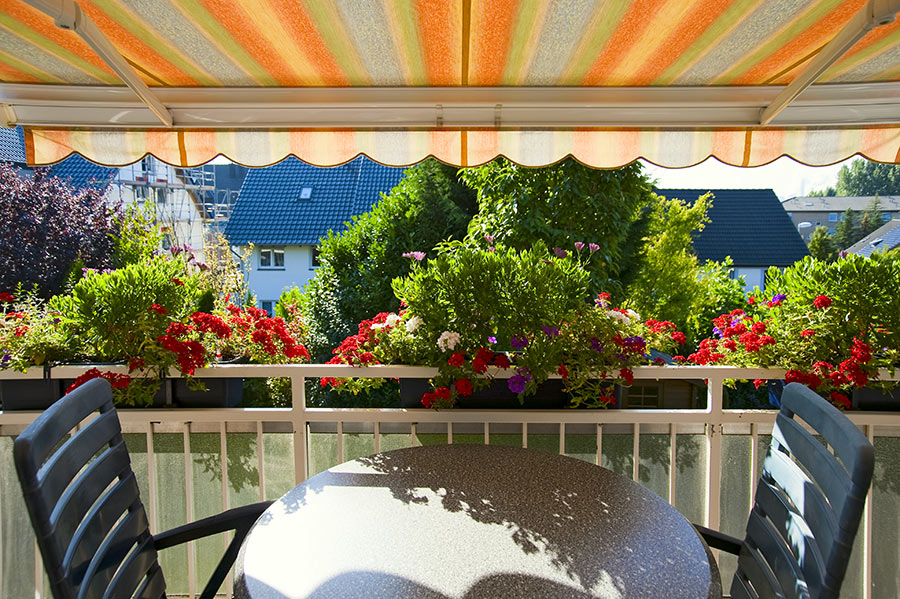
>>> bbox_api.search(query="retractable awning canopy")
[2,0,900,167]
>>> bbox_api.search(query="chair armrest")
[153,500,273,599]
[153,501,272,550]
[693,524,743,555]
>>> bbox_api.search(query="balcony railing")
[1,364,899,598]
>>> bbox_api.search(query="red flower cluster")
[813,295,832,310]
[557,363,569,380]
[67,368,131,393]
[455,378,473,396]
[645,319,676,334]
[158,333,205,375]
[619,368,634,385]
[687,339,725,365]
[800,329,816,337]
[670,331,686,345]
[448,352,465,367]
[149,303,167,315]
[0,292,14,303]
[191,312,231,339]
[422,386,452,408]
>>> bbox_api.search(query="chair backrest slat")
[772,414,852,517]
[103,536,158,599]
[745,511,810,599]
[63,473,143,586]
[79,508,151,599]
[134,566,166,599]
[38,410,122,516]
[736,541,788,599]
[52,442,133,555]
[13,379,167,599]
[753,481,826,595]
[731,383,874,599]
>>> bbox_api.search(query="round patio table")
[234,444,721,599]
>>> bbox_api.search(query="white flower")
[437,330,460,352]
[385,313,402,327]
[606,310,630,324]
[406,315,423,333]
[370,323,385,330]
[625,309,641,321]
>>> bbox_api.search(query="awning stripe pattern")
[26,126,900,168]
[4,0,900,167]
[4,0,898,88]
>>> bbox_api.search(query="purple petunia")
[541,325,560,337]
[508,375,528,394]
[1,354,10,364]
[511,334,529,349]
[488,336,497,345]
[590,337,604,352]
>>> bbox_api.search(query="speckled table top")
[234,444,721,599]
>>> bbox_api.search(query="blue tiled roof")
[225,156,407,245]
[46,154,117,189]
[654,188,809,267]
[848,219,900,256]
[0,126,26,164]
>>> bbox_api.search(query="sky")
[642,155,855,201]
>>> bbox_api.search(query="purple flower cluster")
[540,325,560,338]
[508,367,532,394]
[590,337,604,352]
[511,334,529,349]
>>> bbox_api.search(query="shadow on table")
[258,445,711,597]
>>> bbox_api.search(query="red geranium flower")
[800,329,816,337]
[813,295,832,309]
[455,378,473,396]
[149,303,167,315]
[447,352,466,367]
[557,363,569,380]
[0,292,14,303]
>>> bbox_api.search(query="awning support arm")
[759,0,900,126]
[25,0,174,127]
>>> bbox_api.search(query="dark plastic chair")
[696,382,875,599]
[14,377,272,599]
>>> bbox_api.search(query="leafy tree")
[833,208,860,249]
[859,198,885,238]
[0,164,118,297]
[835,159,900,196]
[624,193,710,331]
[300,159,476,362]
[808,186,836,197]
[459,158,655,294]
[807,226,837,262]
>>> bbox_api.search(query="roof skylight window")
[299,187,313,200]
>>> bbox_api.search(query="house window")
[311,247,320,268]
[299,186,313,200]
[260,300,275,316]
[884,213,892,222]
[625,383,660,408]
[828,212,837,222]
[259,248,285,269]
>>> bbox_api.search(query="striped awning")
[2,0,900,167]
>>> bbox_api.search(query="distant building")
[845,219,900,256]
[225,156,407,314]
[1,127,245,251]
[655,188,809,291]
[781,195,900,242]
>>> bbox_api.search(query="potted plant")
[322,240,687,408]
[689,254,900,409]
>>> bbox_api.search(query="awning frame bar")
[3,81,900,129]
[759,0,900,125]
[23,0,174,127]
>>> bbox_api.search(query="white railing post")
[705,375,724,532]
[291,375,308,483]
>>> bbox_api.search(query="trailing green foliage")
[300,159,476,362]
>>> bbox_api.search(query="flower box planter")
[172,377,243,408]
[0,379,64,411]
[852,386,900,411]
